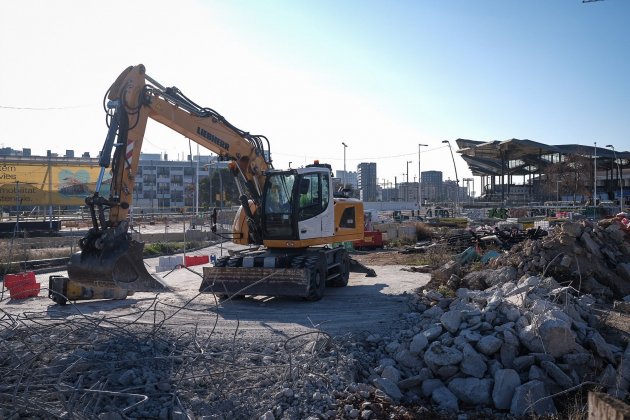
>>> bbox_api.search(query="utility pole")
[442,140,459,212]
[594,142,597,209]
[342,142,348,190]
[406,160,412,202]
[606,144,623,214]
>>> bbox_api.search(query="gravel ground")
[0,245,432,419]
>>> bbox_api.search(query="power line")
[272,145,448,162]
[0,104,91,111]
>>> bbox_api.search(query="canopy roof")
[455,138,630,177]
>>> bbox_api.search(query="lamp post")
[442,140,459,212]
[406,160,412,202]
[594,142,597,208]
[418,144,428,212]
[606,144,623,213]
[342,142,348,190]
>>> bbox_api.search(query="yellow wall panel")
[0,162,111,206]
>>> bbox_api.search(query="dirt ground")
[352,250,425,266]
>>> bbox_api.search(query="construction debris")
[354,216,630,416]
[1,215,629,418]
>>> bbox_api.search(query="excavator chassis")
[200,247,358,301]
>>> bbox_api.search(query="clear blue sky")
[1,0,628,191]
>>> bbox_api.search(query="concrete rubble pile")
[356,217,630,417]
[434,217,630,299]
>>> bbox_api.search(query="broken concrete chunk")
[460,344,487,379]
[372,377,403,401]
[492,369,521,410]
[431,386,459,412]
[448,377,493,406]
[424,342,463,373]
[510,380,557,416]
[476,335,502,356]
[440,310,462,334]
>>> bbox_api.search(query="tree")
[543,148,593,203]
[199,169,241,208]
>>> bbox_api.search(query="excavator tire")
[328,250,350,288]
[305,255,326,301]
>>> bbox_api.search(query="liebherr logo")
[197,127,230,151]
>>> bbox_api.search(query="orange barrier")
[9,282,41,299]
[184,255,210,267]
[4,271,36,289]
[3,271,40,299]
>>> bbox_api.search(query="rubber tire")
[335,252,351,287]
[328,250,350,287]
[305,259,326,301]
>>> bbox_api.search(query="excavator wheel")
[305,255,326,301]
[227,256,243,267]
[328,250,350,288]
[214,256,230,267]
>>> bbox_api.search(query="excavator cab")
[261,166,334,244]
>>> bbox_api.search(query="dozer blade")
[200,267,310,298]
[67,240,169,292]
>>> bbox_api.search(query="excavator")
[60,64,370,302]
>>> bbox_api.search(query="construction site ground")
[0,244,434,419]
[3,216,630,419]
[1,245,429,339]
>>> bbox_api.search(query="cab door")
[296,171,334,240]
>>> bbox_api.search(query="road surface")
[1,243,430,341]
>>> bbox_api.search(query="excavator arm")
[68,64,273,291]
[104,64,270,230]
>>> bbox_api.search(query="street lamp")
[442,140,459,211]
[418,144,428,212]
[594,142,597,208]
[342,142,348,190]
[606,144,623,214]
[406,160,412,202]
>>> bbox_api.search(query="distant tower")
[357,162,377,201]
[422,170,443,201]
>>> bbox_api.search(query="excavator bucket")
[67,239,169,292]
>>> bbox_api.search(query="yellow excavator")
[61,64,371,302]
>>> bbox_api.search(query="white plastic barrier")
[155,255,184,273]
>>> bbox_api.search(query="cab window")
[298,173,328,221]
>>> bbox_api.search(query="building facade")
[421,171,443,202]
[357,162,377,202]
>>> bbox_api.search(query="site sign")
[0,162,111,207]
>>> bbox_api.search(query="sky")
[1,0,629,195]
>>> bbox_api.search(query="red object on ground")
[4,271,36,289]
[184,255,210,267]
[3,271,40,299]
[9,282,41,299]
[354,231,384,250]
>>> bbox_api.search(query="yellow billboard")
[0,162,111,206]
